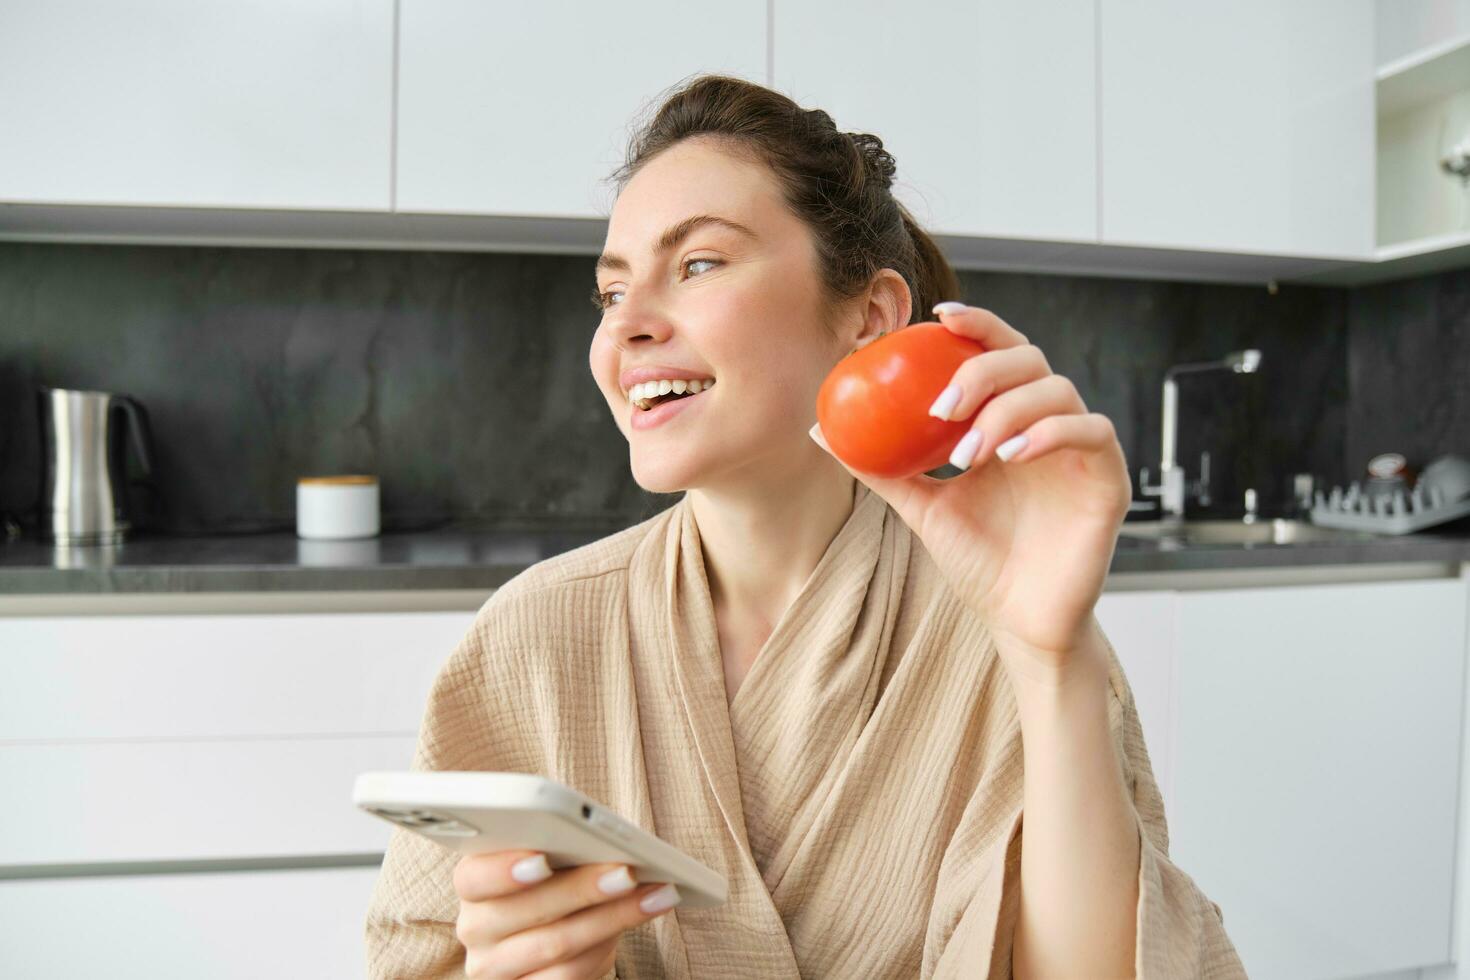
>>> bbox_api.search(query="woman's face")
[589,137,850,495]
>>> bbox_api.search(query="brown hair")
[606,73,961,334]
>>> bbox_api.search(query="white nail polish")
[511,854,552,883]
[639,883,682,914]
[928,383,961,420]
[995,434,1029,462]
[932,301,967,316]
[598,866,636,895]
[949,429,984,470]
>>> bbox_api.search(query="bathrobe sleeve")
[362,593,625,980]
[1104,631,1248,979]
[363,624,488,980]
[935,630,1248,979]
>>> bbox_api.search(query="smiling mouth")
[628,379,716,411]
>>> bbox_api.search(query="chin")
[629,453,699,495]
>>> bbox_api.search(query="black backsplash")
[0,241,1463,536]
[1346,266,1470,479]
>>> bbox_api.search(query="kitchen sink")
[1117,518,1379,547]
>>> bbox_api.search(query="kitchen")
[2,1,1469,978]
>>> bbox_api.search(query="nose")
[604,289,675,350]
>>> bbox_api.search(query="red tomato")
[815,322,985,479]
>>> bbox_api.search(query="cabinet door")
[1099,0,1375,258]
[0,736,417,865]
[0,0,394,210]
[396,1,767,216]
[773,0,1097,241]
[0,609,475,866]
[0,866,381,979]
[1171,579,1465,979]
[0,611,476,740]
[1095,590,1177,815]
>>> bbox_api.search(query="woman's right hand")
[453,850,681,979]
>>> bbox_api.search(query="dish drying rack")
[1309,482,1470,534]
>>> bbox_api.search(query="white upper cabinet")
[0,0,394,210]
[395,1,767,217]
[772,0,1098,242]
[1376,0,1470,66]
[1099,0,1376,259]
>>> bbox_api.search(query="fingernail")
[511,854,552,883]
[639,883,682,914]
[809,422,831,452]
[598,866,637,895]
[932,301,967,316]
[928,383,961,420]
[995,434,1029,462]
[949,429,984,470]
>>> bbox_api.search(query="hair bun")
[848,131,896,189]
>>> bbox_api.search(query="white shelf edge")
[1377,229,1470,262]
[1376,32,1470,116]
[1293,229,1470,285]
[1376,32,1470,84]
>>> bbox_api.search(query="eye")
[590,283,617,310]
[590,258,723,311]
[681,257,721,279]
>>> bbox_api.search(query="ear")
[851,268,913,351]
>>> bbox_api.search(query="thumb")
[809,422,941,527]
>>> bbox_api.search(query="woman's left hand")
[811,302,1131,685]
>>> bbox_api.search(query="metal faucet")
[1139,349,1262,522]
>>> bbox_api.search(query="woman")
[366,74,1246,979]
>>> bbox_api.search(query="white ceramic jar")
[296,475,380,539]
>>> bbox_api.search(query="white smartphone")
[353,770,727,909]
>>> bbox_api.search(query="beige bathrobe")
[365,483,1246,978]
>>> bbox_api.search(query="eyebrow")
[595,214,757,277]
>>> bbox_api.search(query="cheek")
[588,330,618,400]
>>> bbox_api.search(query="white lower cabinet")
[6,577,1466,978]
[1100,575,1468,980]
[0,736,418,866]
[0,606,479,978]
[1095,590,1179,814]
[0,865,381,980]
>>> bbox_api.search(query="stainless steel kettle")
[37,386,156,545]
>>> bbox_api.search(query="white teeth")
[626,377,715,408]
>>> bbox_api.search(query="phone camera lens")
[581,805,592,819]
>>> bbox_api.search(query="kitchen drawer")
[0,610,475,741]
[0,735,417,867]
[0,865,382,979]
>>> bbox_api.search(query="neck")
[687,460,858,632]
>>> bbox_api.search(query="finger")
[927,344,1051,423]
[457,862,638,946]
[517,935,617,980]
[491,883,679,977]
[930,302,1029,349]
[455,851,555,902]
[998,412,1120,464]
[949,374,1087,471]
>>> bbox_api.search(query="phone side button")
[588,812,632,842]
[424,820,479,837]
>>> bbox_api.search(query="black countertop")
[2,516,1468,594]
